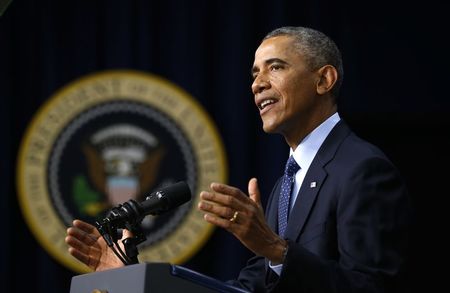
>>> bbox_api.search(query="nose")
[251,75,270,94]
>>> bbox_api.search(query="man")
[66,26,411,292]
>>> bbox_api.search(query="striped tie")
[278,155,300,238]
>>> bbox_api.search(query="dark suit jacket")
[233,120,411,293]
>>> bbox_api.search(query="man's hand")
[65,219,128,271]
[198,178,286,264]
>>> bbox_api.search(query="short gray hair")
[264,26,344,97]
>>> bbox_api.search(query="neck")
[285,106,337,151]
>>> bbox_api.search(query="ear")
[316,65,338,95]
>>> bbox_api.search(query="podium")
[70,263,249,293]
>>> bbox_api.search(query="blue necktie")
[278,155,300,238]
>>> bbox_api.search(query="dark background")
[1,0,448,292]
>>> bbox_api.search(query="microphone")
[95,181,191,265]
[103,181,191,227]
[141,181,191,216]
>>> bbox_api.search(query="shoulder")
[322,122,405,189]
[327,120,395,170]
[340,133,391,164]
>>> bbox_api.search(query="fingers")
[66,219,127,271]
[66,220,104,270]
[198,200,237,220]
[65,235,101,270]
[65,233,96,255]
[203,213,237,230]
[198,180,284,261]
[73,220,101,238]
[198,180,266,232]
[198,181,260,226]
[68,246,100,270]
[66,220,102,267]
[66,226,99,246]
[210,182,252,204]
[199,188,246,222]
[67,246,90,266]
[200,182,251,209]
[248,178,261,206]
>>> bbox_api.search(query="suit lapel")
[285,164,327,238]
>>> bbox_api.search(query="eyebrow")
[251,58,289,75]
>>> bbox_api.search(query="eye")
[270,64,283,71]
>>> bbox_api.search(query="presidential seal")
[16,70,227,273]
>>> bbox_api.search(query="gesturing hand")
[198,178,286,264]
[65,219,129,271]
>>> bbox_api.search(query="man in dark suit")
[197,26,411,292]
[66,26,411,292]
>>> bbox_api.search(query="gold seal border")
[16,70,228,273]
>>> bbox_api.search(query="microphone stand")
[122,224,146,264]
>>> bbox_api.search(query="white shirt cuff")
[269,261,283,276]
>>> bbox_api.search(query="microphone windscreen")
[161,181,191,208]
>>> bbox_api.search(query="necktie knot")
[284,156,300,177]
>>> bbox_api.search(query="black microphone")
[95,181,191,264]
[140,181,191,216]
[103,181,191,227]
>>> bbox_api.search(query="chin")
[262,122,280,134]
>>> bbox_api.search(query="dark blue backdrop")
[1,0,448,292]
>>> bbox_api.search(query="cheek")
[277,81,298,107]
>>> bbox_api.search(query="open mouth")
[258,98,277,110]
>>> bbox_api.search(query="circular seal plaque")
[17,70,227,273]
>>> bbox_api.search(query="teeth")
[259,99,275,110]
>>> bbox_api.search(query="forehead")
[253,35,300,65]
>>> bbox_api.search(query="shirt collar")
[290,112,341,169]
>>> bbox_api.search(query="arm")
[228,255,268,292]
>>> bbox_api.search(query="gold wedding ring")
[229,211,239,222]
